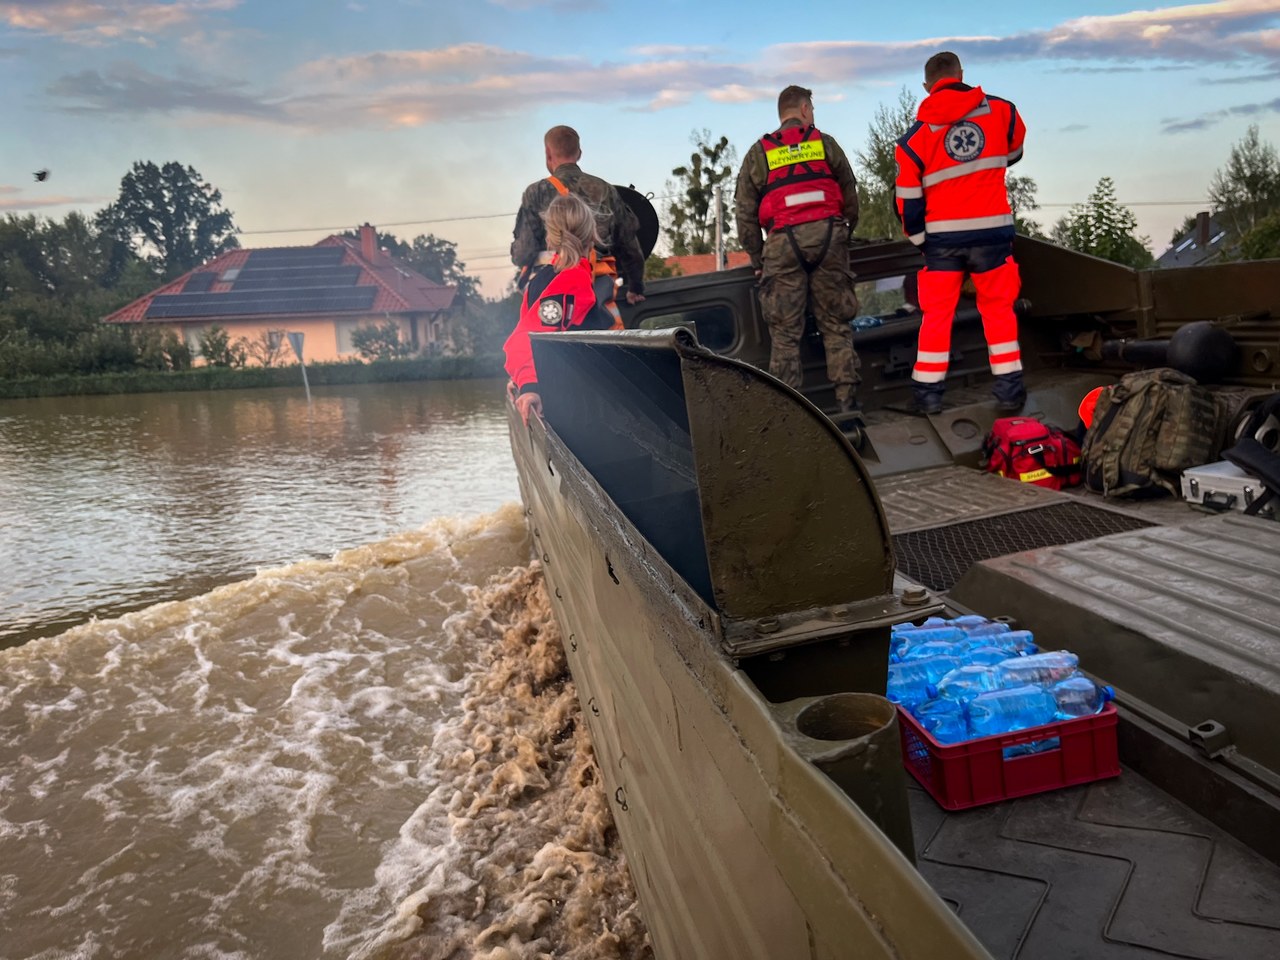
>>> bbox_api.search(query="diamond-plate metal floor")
[912,772,1280,959]
[876,466,1063,535]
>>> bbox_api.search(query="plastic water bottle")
[1050,676,1114,718]
[913,697,967,744]
[897,638,967,663]
[977,629,1038,657]
[929,664,1005,704]
[966,646,1013,666]
[948,615,1013,637]
[887,656,962,709]
[967,684,1057,737]
[997,650,1080,687]
[891,626,966,660]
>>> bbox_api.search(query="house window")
[268,330,284,352]
[638,304,736,353]
[220,267,241,282]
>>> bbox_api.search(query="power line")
[238,211,519,236]
[1033,200,1208,209]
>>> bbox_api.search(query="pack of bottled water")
[886,615,1113,755]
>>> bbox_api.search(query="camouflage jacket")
[510,163,646,294]
[734,120,860,271]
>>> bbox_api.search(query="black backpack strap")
[1238,392,1280,441]
[783,219,834,275]
[1222,437,1280,516]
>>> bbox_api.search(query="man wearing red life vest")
[894,52,1028,414]
[735,85,861,416]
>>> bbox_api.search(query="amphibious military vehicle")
[506,227,1280,959]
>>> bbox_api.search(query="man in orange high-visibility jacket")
[894,51,1027,415]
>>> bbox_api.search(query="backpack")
[982,417,1082,490]
[1080,368,1225,498]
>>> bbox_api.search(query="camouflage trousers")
[759,218,861,405]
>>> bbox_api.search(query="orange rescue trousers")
[912,254,1022,385]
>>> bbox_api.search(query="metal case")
[1181,460,1274,516]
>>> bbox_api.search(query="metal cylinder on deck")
[789,692,916,863]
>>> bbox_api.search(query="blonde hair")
[542,194,601,272]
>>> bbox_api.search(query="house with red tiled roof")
[661,251,752,276]
[104,225,458,364]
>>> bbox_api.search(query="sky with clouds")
[2,0,1279,294]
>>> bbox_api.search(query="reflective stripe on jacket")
[894,79,1026,248]
[758,125,845,232]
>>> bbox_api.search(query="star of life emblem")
[945,121,985,162]
[538,298,563,326]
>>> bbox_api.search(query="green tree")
[351,320,410,361]
[404,234,480,303]
[97,161,239,278]
[664,129,737,255]
[1007,175,1046,238]
[459,291,521,359]
[644,254,680,280]
[1239,210,1280,260]
[198,324,247,367]
[854,87,917,240]
[1208,124,1280,241]
[245,329,287,367]
[1051,177,1154,268]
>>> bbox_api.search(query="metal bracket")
[1188,719,1233,759]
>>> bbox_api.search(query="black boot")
[913,383,944,415]
[992,372,1027,413]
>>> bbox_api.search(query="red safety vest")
[758,125,844,232]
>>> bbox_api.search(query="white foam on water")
[3,505,605,959]
[2,502,651,959]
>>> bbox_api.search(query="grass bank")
[0,355,507,400]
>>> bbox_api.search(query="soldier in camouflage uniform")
[735,86,861,413]
[512,125,647,319]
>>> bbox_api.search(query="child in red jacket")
[504,193,615,423]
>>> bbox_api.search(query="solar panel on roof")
[184,272,216,293]
[245,247,345,267]
[231,265,361,290]
[143,285,376,319]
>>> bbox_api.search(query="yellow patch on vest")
[765,140,826,170]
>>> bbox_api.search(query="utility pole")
[714,185,725,270]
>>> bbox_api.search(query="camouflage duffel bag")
[1081,367,1227,497]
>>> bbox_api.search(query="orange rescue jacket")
[894,78,1026,248]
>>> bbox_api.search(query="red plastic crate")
[898,703,1120,810]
